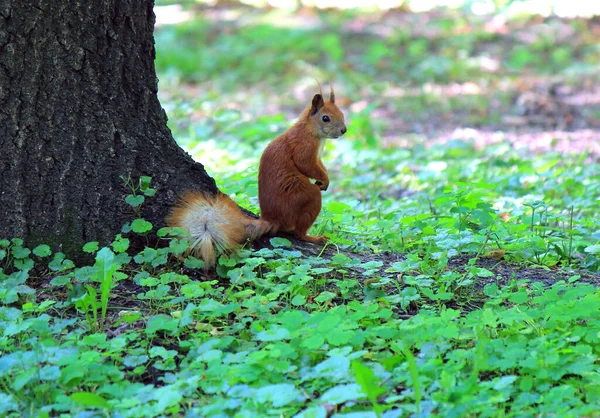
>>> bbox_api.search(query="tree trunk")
[0,0,216,257]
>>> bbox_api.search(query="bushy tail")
[167,191,273,268]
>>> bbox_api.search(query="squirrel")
[167,87,347,268]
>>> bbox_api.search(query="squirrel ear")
[329,85,335,103]
[310,94,324,115]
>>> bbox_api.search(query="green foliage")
[121,175,157,219]
[352,361,387,416]
[73,247,122,332]
[4,239,600,416]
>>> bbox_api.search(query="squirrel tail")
[167,191,274,268]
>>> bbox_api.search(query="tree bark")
[0,0,215,256]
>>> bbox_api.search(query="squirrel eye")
[322,115,330,122]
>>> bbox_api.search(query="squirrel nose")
[341,127,347,135]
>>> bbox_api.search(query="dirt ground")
[381,77,600,158]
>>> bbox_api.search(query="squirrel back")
[168,88,346,268]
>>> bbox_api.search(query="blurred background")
[154,0,599,158]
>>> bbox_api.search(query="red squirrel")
[167,87,346,267]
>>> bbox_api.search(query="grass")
[1,3,600,417]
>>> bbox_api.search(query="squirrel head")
[307,87,347,139]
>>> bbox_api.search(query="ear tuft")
[329,85,335,103]
[310,93,325,115]
[314,78,323,97]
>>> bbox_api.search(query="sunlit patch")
[154,5,193,27]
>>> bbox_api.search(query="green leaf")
[219,256,237,267]
[181,282,205,298]
[184,256,204,269]
[123,354,149,367]
[270,237,292,248]
[475,268,495,278]
[293,406,327,418]
[392,343,421,414]
[15,258,34,271]
[50,274,71,287]
[291,294,307,306]
[198,349,223,362]
[493,375,518,390]
[315,355,351,381]
[135,247,158,264]
[11,246,31,259]
[149,346,177,360]
[519,375,534,392]
[255,326,290,341]
[114,311,143,327]
[121,222,132,233]
[146,314,179,334]
[61,364,85,385]
[95,247,119,325]
[280,310,306,329]
[83,242,99,253]
[331,253,353,266]
[584,244,600,254]
[13,368,37,391]
[325,201,352,214]
[82,333,107,346]
[131,218,153,234]
[0,393,18,415]
[125,195,145,207]
[70,392,110,409]
[95,248,118,282]
[317,313,341,332]
[508,290,529,304]
[112,234,130,253]
[314,291,336,303]
[33,244,52,257]
[139,176,153,190]
[301,334,325,349]
[326,328,353,346]
[169,238,189,255]
[254,383,301,407]
[351,361,386,415]
[39,365,61,381]
[320,383,366,404]
[143,188,157,197]
[156,227,171,237]
[311,267,333,275]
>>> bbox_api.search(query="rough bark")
[0,0,216,256]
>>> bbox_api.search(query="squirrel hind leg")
[245,219,277,241]
[296,233,329,244]
[294,210,328,244]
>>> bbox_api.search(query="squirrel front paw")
[315,180,329,191]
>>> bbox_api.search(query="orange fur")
[167,191,271,268]
[167,90,346,268]
[258,90,346,243]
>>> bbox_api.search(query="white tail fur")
[167,192,272,268]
